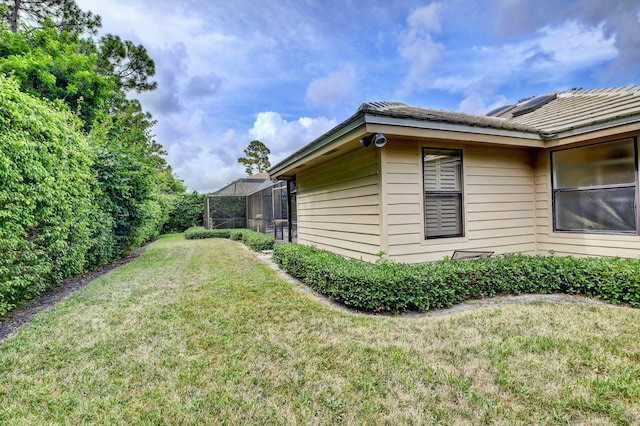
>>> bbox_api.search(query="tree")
[94,34,157,92]
[1,0,101,34]
[0,1,185,318]
[238,140,271,175]
[0,24,115,128]
[0,24,157,128]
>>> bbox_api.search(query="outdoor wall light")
[360,133,387,148]
[373,133,387,147]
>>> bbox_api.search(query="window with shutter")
[423,148,463,239]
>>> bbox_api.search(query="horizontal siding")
[297,194,379,210]
[537,237,640,258]
[384,143,537,262]
[297,146,381,261]
[293,131,640,263]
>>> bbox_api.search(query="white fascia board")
[541,114,640,140]
[365,114,543,141]
[268,115,367,178]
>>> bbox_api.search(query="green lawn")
[1,234,639,424]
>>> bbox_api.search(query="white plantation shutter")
[423,149,463,238]
[425,196,462,236]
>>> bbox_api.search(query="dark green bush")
[241,230,275,251]
[229,229,248,241]
[272,244,640,313]
[0,76,97,316]
[184,227,230,240]
[163,192,206,234]
[184,226,274,252]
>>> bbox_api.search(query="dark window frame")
[551,137,639,235]
[422,147,464,239]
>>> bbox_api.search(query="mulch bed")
[0,247,146,341]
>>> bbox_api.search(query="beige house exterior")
[269,87,640,263]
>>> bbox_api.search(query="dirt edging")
[0,247,146,341]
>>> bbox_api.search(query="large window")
[423,148,463,239]
[552,138,638,234]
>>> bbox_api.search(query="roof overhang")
[268,111,543,179]
[540,114,640,142]
[365,114,543,145]
[268,103,640,180]
[268,114,367,179]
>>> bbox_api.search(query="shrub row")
[1,77,100,316]
[184,227,230,239]
[163,192,206,234]
[184,227,275,251]
[272,243,640,313]
[242,231,276,251]
[0,75,179,317]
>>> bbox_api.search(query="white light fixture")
[373,133,387,148]
[360,133,387,148]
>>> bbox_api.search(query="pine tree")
[238,140,271,175]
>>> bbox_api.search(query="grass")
[0,234,639,424]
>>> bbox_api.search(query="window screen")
[552,139,637,233]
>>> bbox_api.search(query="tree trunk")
[10,0,21,32]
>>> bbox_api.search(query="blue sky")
[76,0,640,192]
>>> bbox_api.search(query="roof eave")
[268,110,545,178]
[269,104,640,179]
[365,114,542,141]
[268,113,366,178]
[540,113,640,140]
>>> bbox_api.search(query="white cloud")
[537,21,617,70]
[306,65,356,104]
[432,19,617,113]
[459,93,509,115]
[173,150,245,193]
[484,21,617,78]
[169,112,337,192]
[249,112,337,158]
[489,0,638,80]
[398,3,444,90]
[407,2,442,31]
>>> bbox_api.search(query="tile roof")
[269,86,640,177]
[359,86,640,138]
[494,86,640,134]
[358,102,539,134]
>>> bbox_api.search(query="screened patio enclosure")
[246,181,290,241]
[204,180,293,242]
[204,195,247,229]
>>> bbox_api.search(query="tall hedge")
[163,191,205,233]
[0,75,99,315]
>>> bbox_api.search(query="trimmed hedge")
[183,227,275,252]
[229,229,246,241]
[272,243,640,313]
[1,76,97,316]
[242,232,275,251]
[163,192,206,233]
[184,227,230,239]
